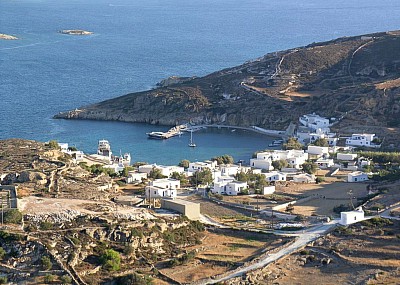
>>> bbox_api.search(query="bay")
[1,0,399,164]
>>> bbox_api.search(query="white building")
[347,171,369,183]
[251,150,308,170]
[127,171,148,184]
[264,171,286,182]
[340,207,364,225]
[299,113,330,131]
[337,153,358,161]
[220,164,241,176]
[316,158,334,169]
[262,185,276,195]
[250,158,273,171]
[58,142,69,152]
[211,180,248,196]
[188,160,217,172]
[293,173,315,183]
[307,145,329,156]
[138,164,184,177]
[150,178,180,190]
[145,186,177,199]
[346,134,381,148]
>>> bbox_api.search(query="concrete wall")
[161,198,200,220]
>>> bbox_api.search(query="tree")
[48,140,60,150]
[121,166,135,177]
[4,209,22,224]
[67,146,78,151]
[312,138,328,147]
[170,172,188,186]
[272,159,288,170]
[191,169,213,186]
[0,247,5,260]
[100,249,121,271]
[211,155,234,165]
[0,277,7,284]
[148,168,165,179]
[302,161,318,174]
[283,137,303,150]
[254,174,268,190]
[41,256,52,270]
[178,159,190,169]
[60,275,72,284]
[44,274,55,283]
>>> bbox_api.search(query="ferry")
[268,139,284,147]
[98,139,112,157]
[146,131,169,139]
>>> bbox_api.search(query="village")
[0,113,399,284]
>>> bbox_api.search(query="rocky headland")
[0,33,18,40]
[55,31,400,146]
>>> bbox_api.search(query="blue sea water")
[1,0,399,164]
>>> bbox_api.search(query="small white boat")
[188,131,196,147]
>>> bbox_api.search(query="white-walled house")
[127,171,148,184]
[337,153,358,161]
[262,185,276,195]
[145,186,177,199]
[346,134,381,148]
[220,164,240,176]
[251,150,308,170]
[347,171,369,183]
[58,143,69,152]
[188,160,217,172]
[299,113,330,130]
[316,158,334,169]
[249,158,273,170]
[307,145,329,156]
[293,173,315,183]
[150,178,180,190]
[264,171,286,182]
[340,207,364,225]
[138,164,184,177]
[212,180,248,196]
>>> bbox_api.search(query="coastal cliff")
[55,31,400,143]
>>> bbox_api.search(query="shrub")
[41,256,52,270]
[44,274,55,283]
[40,221,54,230]
[100,249,121,271]
[3,209,22,224]
[117,273,153,285]
[0,247,5,260]
[60,275,72,284]
[0,277,7,284]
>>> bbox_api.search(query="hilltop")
[55,31,400,146]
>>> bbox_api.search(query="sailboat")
[188,130,196,147]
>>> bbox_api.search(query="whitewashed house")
[70,151,84,163]
[358,157,371,168]
[188,160,217,172]
[250,151,274,171]
[138,164,184,177]
[347,171,369,182]
[337,153,358,161]
[264,171,286,182]
[127,171,148,183]
[346,134,381,148]
[307,145,329,157]
[220,164,240,176]
[211,180,248,196]
[145,186,177,199]
[150,178,180,190]
[299,113,330,131]
[316,158,334,168]
[58,143,69,152]
[262,185,276,195]
[340,207,364,225]
[293,173,315,183]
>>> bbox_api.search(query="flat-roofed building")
[161,198,201,220]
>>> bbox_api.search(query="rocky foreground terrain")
[55,31,400,146]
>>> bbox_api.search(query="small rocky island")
[0,33,18,40]
[59,29,93,35]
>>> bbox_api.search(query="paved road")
[200,222,338,284]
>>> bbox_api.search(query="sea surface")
[1,0,400,164]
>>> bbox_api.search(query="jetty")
[146,125,187,139]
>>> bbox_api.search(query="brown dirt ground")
[237,219,400,285]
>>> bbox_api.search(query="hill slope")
[55,31,400,146]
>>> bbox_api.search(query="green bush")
[60,274,72,284]
[41,256,52,270]
[44,274,55,283]
[0,276,7,284]
[0,247,5,260]
[100,249,121,271]
[4,209,22,224]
